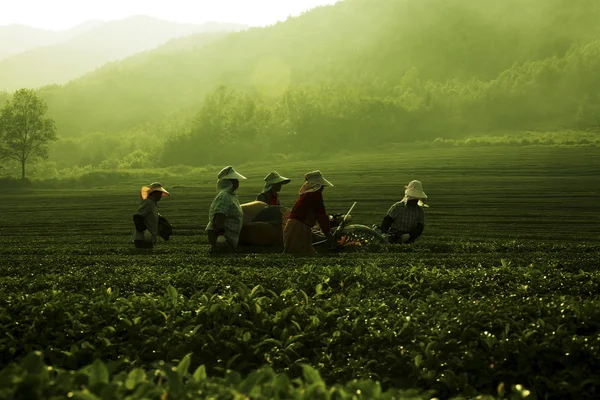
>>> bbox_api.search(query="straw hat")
[140,182,170,200]
[218,166,247,180]
[405,180,427,199]
[299,170,334,194]
[262,171,291,192]
[305,170,333,187]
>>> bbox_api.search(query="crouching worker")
[132,182,171,249]
[206,166,246,254]
[381,180,428,244]
[283,170,334,255]
[256,171,291,205]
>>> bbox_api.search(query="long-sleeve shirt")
[132,198,159,242]
[289,191,330,235]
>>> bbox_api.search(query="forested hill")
[3,0,600,171]
[32,0,600,140]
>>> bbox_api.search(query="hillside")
[29,0,600,140]
[0,16,247,91]
[2,0,600,173]
[0,21,104,61]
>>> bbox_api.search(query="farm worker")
[283,170,334,255]
[206,166,247,254]
[132,182,171,249]
[256,171,291,206]
[380,180,428,244]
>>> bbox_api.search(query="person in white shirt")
[132,182,170,249]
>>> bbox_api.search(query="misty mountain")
[24,0,600,139]
[0,16,247,91]
[0,21,105,61]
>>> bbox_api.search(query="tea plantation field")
[1,146,599,399]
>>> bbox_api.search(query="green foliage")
[2,148,600,398]
[432,131,600,148]
[0,257,597,398]
[0,89,57,179]
[160,39,600,166]
[0,353,534,400]
[22,0,600,150]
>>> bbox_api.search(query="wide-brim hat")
[263,171,291,192]
[305,170,333,187]
[141,182,170,200]
[218,166,247,180]
[404,180,427,199]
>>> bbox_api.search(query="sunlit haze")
[0,0,340,29]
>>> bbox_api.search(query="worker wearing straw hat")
[132,182,170,249]
[380,180,428,244]
[283,170,334,255]
[206,166,247,254]
[256,171,291,206]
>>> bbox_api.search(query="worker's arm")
[213,213,226,235]
[380,215,395,232]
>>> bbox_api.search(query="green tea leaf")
[167,285,178,307]
[176,353,193,378]
[125,368,146,391]
[192,365,207,383]
[299,364,322,384]
[315,283,323,295]
[299,289,309,305]
[414,354,423,368]
[20,351,45,374]
[89,359,109,387]
[250,285,262,297]
[72,390,101,400]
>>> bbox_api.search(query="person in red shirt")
[283,170,334,255]
[256,171,291,206]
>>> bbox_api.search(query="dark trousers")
[388,224,424,244]
[134,240,154,249]
[207,230,236,254]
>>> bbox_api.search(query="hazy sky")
[1,0,340,30]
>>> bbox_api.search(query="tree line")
[2,0,600,178]
[160,40,600,166]
[2,38,600,178]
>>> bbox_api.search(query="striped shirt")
[206,189,243,247]
[387,201,425,233]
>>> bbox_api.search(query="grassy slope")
[5,146,600,244]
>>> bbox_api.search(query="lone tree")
[0,89,57,179]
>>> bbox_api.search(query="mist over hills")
[2,0,600,172]
[28,0,600,140]
[0,16,247,91]
[0,20,105,61]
